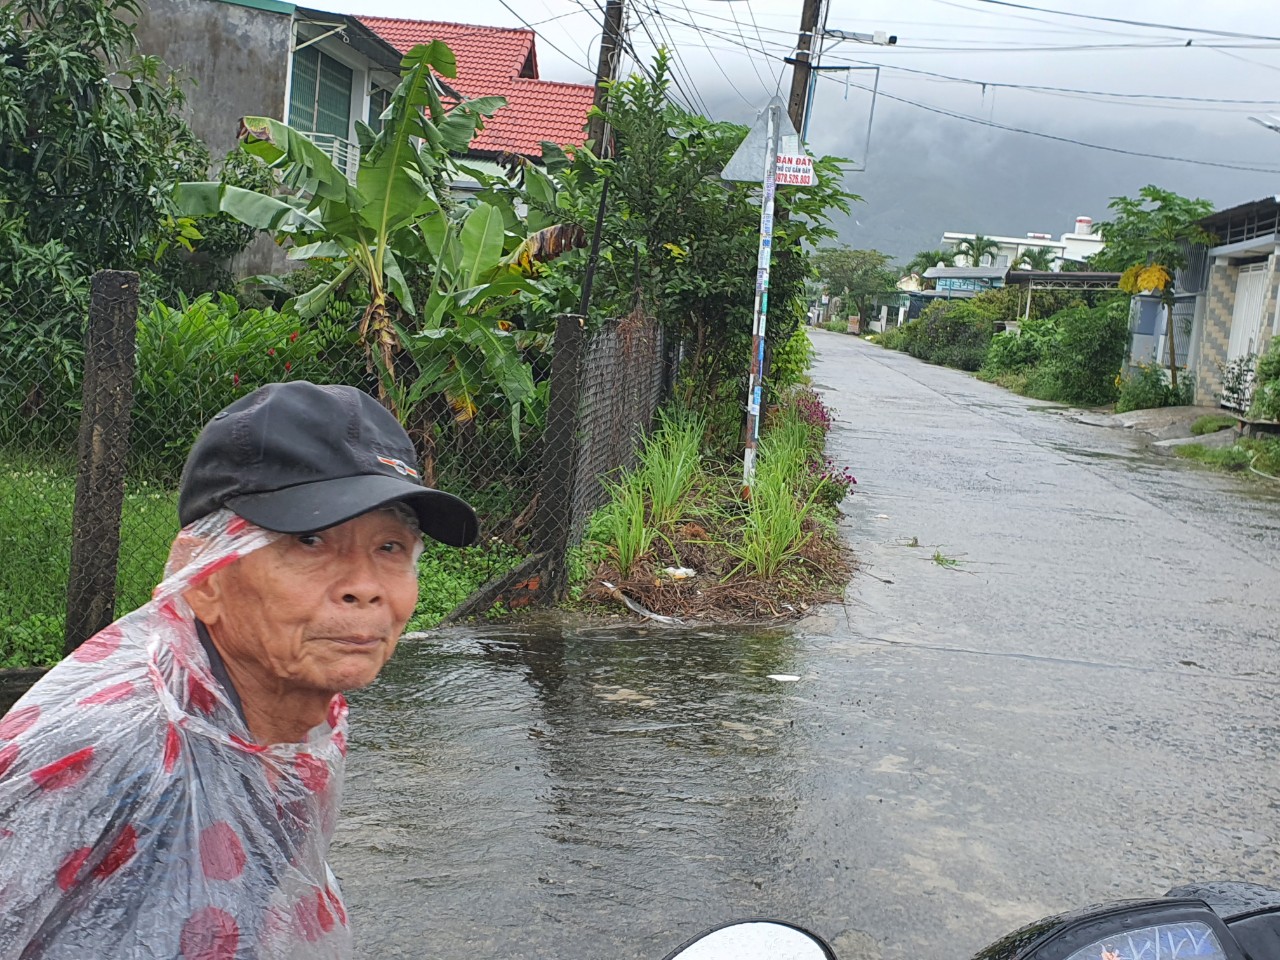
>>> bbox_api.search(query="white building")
[942,216,1105,270]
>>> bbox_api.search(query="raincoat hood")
[0,509,353,959]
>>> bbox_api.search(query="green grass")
[588,476,656,579]
[1,451,179,668]
[1191,414,1237,436]
[722,422,818,580]
[1,449,524,666]
[1175,436,1280,478]
[637,408,704,529]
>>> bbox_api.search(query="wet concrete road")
[334,331,1280,960]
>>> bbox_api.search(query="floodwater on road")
[335,332,1280,960]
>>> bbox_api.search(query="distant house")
[942,216,1105,270]
[1180,196,1280,406]
[136,0,404,177]
[135,1,595,270]
[359,17,594,188]
[923,264,1007,294]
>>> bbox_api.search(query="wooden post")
[586,0,625,152]
[786,0,824,138]
[532,314,587,601]
[64,270,139,655]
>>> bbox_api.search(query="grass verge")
[1174,436,1280,479]
[577,388,855,623]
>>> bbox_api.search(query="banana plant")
[174,40,505,410]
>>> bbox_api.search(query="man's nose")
[337,552,383,606]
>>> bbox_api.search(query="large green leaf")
[457,202,506,289]
[356,50,437,240]
[436,96,507,154]
[173,182,324,233]
[240,117,358,207]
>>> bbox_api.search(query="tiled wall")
[1193,259,1237,402]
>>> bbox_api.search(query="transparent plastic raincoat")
[0,509,353,959]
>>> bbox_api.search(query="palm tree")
[904,248,956,278]
[956,234,1000,267]
[1014,247,1057,271]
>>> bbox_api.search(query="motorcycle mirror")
[662,919,838,960]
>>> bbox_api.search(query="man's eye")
[380,540,405,553]
[296,534,323,547]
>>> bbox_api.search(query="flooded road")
[335,332,1280,960]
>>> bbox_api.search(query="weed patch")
[578,390,855,623]
[1191,414,1236,436]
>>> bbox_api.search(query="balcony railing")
[303,131,359,184]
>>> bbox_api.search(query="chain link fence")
[1,271,669,667]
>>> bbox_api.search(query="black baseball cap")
[178,382,479,546]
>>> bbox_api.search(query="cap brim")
[227,475,479,547]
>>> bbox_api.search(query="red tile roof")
[358,17,594,159]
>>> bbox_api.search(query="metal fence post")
[532,313,587,600]
[63,270,139,655]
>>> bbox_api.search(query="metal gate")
[1228,262,1270,362]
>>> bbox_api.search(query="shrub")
[906,300,993,371]
[1248,337,1280,421]
[983,329,1042,375]
[1037,300,1129,406]
[1191,414,1236,436]
[876,323,910,351]
[771,324,816,389]
[1115,363,1194,413]
[133,293,366,481]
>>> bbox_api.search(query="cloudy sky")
[325,0,1280,259]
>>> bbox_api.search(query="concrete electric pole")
[587,0,625,152]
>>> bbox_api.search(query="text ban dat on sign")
[774,153,815,186]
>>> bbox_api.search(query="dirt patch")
[582,520,854,624]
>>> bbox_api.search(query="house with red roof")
[135,1,592,179]
[359,18,594,164]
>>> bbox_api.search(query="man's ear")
[183,572,226,627]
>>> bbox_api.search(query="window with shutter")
[288,46,352,138]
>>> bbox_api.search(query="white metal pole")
[743,102,781,488]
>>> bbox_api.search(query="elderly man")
[0,382,476,958]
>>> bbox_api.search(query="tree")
[1090,185,1215,390]
[1015,247,1057,271]
[0,0,205,439]
[811,248,899,327]
[179,42,562,481]
[904,248,956,281]
[0,0,204,270]
[956,234,1000,267]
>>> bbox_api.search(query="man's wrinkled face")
[192,509,421,696]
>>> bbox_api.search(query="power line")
[494,0,596,72]
[964,0,1280,43]
[743,0,782,89]
[629,8,703,113]
[637,8,713,115]
[630,16,1280,174]
[722,0,774,96]
[678,0,756,106]
[817,56,1280,106]
[813,72,1280,175]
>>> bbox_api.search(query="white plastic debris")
[766,674,801,682]
[662,566,697,580]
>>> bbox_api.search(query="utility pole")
[587,0,625,151]
[786,0,823,139]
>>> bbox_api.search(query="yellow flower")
[1136,264,1171,292]
[1119,262,1172,294]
